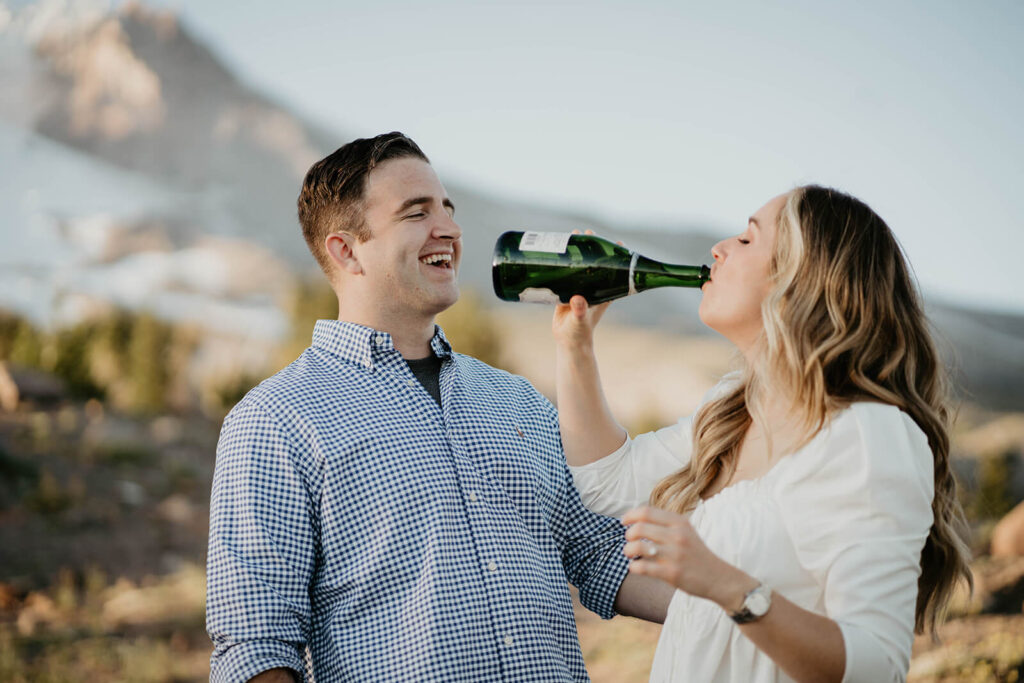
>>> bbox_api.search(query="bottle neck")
[633,254,710,291]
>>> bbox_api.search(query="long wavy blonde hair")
[650,185,972,634]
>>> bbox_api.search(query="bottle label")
[519,231,572,254]
[518,287,562,304]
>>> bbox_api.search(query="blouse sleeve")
[568,416,695,517]
[568,375,740,518]
[775,403,934,683]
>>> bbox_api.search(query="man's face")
[349,157,462,322]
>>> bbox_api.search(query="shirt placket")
[438,360,535,672]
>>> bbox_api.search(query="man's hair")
[297,132,429,274]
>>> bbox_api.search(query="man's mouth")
[420,253,453,269]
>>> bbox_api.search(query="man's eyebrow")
[394,197,456,215]
[394,197,430,215]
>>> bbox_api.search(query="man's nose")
[434,213,462,241]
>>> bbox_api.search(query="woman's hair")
[650,185,972,634]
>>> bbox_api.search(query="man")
[206,132,668,682]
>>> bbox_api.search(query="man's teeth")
[420,254,452,265]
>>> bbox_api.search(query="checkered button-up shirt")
[206,320,629,682]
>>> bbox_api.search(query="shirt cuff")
[210,639,306,683]
[839,621,904,683]
[581,538,631,620]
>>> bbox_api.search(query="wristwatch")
[730,583,772,624]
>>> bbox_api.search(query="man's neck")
[335,306,436,359]
[386,323,436,360]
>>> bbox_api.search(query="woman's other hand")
[622,505,757,610]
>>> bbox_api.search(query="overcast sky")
[124,0,1022,312]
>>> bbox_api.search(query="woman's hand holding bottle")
[551,295,610,352]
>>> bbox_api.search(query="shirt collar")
[311,319,453,367]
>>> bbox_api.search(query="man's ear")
[325,232,363,275]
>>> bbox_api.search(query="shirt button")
[406,379,415,387]
[468,492,478,502]
[375,335,385,345]
[503,635,514,647]
[487,561,498,572]
[363,359,372,369]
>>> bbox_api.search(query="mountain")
[0,0,1021,411]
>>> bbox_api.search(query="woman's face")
[699,193,788,354]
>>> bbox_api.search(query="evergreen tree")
[127,312,170,413]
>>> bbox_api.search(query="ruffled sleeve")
[568,415,695,517]
[568,375,740,517]
[775,403,934,683]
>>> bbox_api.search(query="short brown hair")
[297,132,429,273]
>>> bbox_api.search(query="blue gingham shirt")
[206,320,629,682]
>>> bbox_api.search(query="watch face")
[748,590,771,616]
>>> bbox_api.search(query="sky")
[124,0,1023,312]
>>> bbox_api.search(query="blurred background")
[1,0,1022,680]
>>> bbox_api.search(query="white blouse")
[570,390,934,683]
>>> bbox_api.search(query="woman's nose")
[711,240,726,261]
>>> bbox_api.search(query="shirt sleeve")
[568,416,695,518]
[206,398,318,683]
[531,390,629,619]
[775,404,934,683]
[552,461,632,619]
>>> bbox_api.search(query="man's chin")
[428,288,460,317]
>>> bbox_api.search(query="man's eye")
[407,212,426,219]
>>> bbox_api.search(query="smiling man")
[205,133,669,683]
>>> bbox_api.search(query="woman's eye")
[738,238,750,245]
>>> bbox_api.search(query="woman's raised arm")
[552,295,628,466]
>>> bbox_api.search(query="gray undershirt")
[405,355,443,406]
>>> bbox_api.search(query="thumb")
[570,295,589,317]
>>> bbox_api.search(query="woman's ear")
[325,232,363,275]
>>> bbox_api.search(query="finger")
[622,505,687,528]
[572,229,581,234]
[624,539,663,560]
[569,295,588,316]
[584,229,595,235]
[627,559,675,584]
[623,521,672,544]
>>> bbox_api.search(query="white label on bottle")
[518,287,562,305]
[519,231,572,254]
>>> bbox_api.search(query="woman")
[553,186,972,683]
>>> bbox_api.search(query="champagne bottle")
[492,230,710,305]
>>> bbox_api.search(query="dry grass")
[1,310,1022,681]
[0,564,210,682]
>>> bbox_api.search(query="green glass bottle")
[492,230,710,305]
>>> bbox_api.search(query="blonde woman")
[552,186,972,683]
